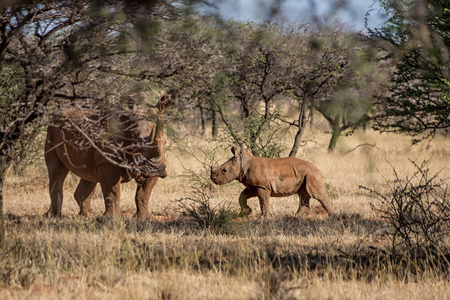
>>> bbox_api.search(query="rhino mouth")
[210,176,223,185]
[143,168,167,178]
[133,165,167,180]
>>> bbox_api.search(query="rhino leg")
[45,149,69,218]
[134,177,159,220]
[256,188,271,217]
[296,193,311,216]
[74,179,97,216]
[99,167,122,217]
[314,193,333,216]
[238,188,256,217]
[305,174,334,216]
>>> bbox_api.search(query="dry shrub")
[363,159,450,255]
[177,187,238,232]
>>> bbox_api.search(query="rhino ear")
[231,145,241,157]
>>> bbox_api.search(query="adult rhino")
[210,145,334,218]
[44,94,171,219]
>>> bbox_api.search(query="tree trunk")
[0,175,5,248]
[289,126,306,157]
[211,108,218,139]
[198,105,206,136]
[0,175,4,246]
[289,98,309,157]
[0,156,9,246]
[328,125,343,151]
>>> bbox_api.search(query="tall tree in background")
[316,87,372,150]
[314,36,378,151]
[211,22,293,157]
[154,16,228,139]
[286,26,351,156]
[209,22,360,157]
[369,0,450,141]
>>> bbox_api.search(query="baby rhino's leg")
[296,192,311,216]
[305,173,334,215]
[238,188,256,217]
[256,188,271,217]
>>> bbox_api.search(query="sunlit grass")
[2,124,450,299]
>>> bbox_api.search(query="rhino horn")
[154,92,173,157]
[155,93,173,134]
[155,113,163,141]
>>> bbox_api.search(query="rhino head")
[129,93,172,180]
[210,145,244,185]
[131,119,167,180]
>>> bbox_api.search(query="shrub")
[363,159,450,254]
[177,187,238,232]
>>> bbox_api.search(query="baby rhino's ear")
[231,145,241,157]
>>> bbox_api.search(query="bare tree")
[208,22,357,157]
[158,20,372,157]
[313,36,377,151]
[0,1,90,243]
[286,26,352,156]
[208,22,296,157]
[316,87,371,151]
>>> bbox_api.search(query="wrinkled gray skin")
[210,146,333,217]
[45,107,167,219]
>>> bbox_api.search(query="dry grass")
[2,124,450,299]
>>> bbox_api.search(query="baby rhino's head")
[210,146,243,185]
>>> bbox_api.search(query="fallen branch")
[344,143,379,155]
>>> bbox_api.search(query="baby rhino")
[210,146,333,217]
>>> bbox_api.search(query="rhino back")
[46,123,108,183]
[244,156,316,196]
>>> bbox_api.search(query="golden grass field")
[2,121,450,299]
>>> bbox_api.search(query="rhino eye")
[222,168,227,174]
